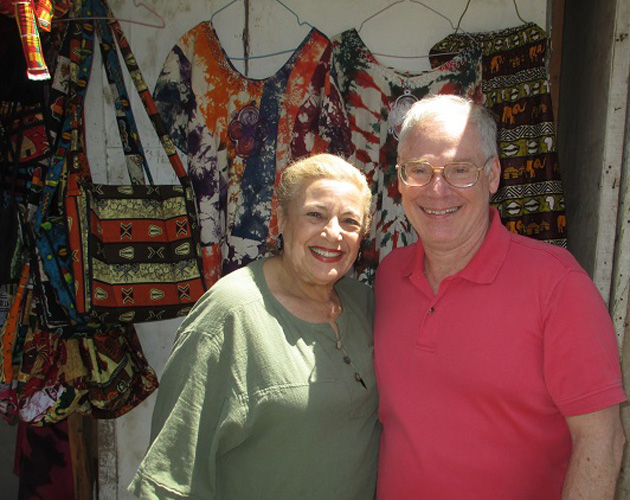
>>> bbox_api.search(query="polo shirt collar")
[399,207,510,284]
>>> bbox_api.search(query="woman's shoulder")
[209,260,268,303]
[178,261,266,332]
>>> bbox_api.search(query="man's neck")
[422,221,490,294]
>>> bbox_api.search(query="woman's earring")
[276,233,284,251]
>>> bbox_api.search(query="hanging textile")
[152,20,352,286]
[0,1,159,427]
[14,419,75,500]
[429,23,567,247]
[331,29,482,285]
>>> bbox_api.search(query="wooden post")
[68,414,97,499]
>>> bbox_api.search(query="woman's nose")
[322,218,343,240]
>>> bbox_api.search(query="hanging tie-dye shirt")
[332,29,482,285]
[153,21,351,286]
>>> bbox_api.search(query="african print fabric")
[332,29,482,285]
[430,23,567,247]
[13,0,51,81]
[153,21,351,286]
[65,9,205,325]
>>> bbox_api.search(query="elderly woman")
[129,153,380,499]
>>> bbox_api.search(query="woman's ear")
[277,209,285,234]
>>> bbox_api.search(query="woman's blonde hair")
[276,153,372,236]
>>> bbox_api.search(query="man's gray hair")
[398,94,498,170]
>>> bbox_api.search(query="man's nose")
[428,169,451,193]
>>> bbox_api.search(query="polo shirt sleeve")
[129,321,246,499]
[543,270,625,417]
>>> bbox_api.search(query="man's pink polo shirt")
[374,208,625,499]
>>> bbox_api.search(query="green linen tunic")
[129,258,380,499]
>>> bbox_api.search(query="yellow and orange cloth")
[0,0,71,81]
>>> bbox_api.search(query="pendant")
[388,88,418,140]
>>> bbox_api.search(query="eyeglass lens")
[401,162,480,188]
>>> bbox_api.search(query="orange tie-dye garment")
[153,21,352,287]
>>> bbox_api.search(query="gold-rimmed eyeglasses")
[397,156,494,188]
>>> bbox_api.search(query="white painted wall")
[88,1,549,497]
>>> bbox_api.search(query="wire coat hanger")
[275,0,314,29]
[455,0,527,33]
[512,0,528,24]
[210,0,314,61]
[54,0,166,29]
[358,0,456,33]
[210,0,239,22]
[211,0,313,28]
[357,0,460,60]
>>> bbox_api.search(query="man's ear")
[487,156,501,195]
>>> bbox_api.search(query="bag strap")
[33,16,95,231]
[99,0,188,182]
[92,15,153,185]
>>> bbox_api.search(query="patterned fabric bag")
[80,325,158,418]
[12,291,158,424]
[16,321,90,425]
[65,2,205,325]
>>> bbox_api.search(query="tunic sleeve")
[128,318,246,498]
[153,42,195,155]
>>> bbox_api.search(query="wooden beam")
[548,0,565,125]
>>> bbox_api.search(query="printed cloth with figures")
[429,23,567,247]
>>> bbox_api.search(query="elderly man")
[374,94,625,499]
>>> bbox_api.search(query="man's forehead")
[403,115,480,144]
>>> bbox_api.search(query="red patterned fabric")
[14,1,50,80]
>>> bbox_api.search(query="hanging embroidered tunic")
[429,23,567,247]
[332,29,482,285]
[153,21,351,286]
